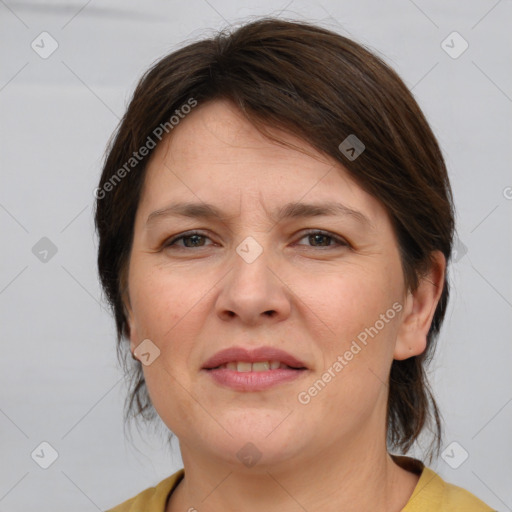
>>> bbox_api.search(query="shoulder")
[105,469,185,512]
[433,468,495,511]
[405,465,495,511]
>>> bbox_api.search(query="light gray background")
[1,1,511,511]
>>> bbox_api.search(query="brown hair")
[94,17,454,460]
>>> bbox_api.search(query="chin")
[204,422,308,468]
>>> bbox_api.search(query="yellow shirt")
[105,456,494,512]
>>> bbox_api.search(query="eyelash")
[162,229,349,250]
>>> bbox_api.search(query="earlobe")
[394,251,446,361]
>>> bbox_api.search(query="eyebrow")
[146,201,372,228]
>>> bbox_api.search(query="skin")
[125,99,445,512]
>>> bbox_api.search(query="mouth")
[208,361,305,371]
[202,346,308,371]
[202,346,308,391]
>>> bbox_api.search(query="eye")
[163,231,214,249]
[295,230,349,249]
[162,229,349,251]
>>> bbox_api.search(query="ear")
[394,251,446,360]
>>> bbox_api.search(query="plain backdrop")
[1,1,511,511]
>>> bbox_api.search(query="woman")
[96,17,494,512]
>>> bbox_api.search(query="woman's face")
[126,99,416,469]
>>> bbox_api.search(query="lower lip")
[203,368,307,391]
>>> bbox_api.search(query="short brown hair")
[95,17,454,460]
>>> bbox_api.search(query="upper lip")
[202,346,307,370]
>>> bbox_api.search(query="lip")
[202,346,307,370]
[201,346,308,392]
[205,367,307,391]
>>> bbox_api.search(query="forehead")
[138,99,387,224]
[159,99,331,171]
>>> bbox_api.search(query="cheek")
[297,264,401,399]
[128,261,215,390]
[129,265,203,431]
[129,262,203,341]
[301,264,400,342]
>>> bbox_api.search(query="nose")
[215,239,292,325]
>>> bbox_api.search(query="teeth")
[237,362,252,372]
[216,360,290,371]
[252,361,270,372]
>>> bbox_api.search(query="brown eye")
[296,230,348,248]
[164,231,213,249]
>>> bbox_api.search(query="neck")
[167,430,419,512]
